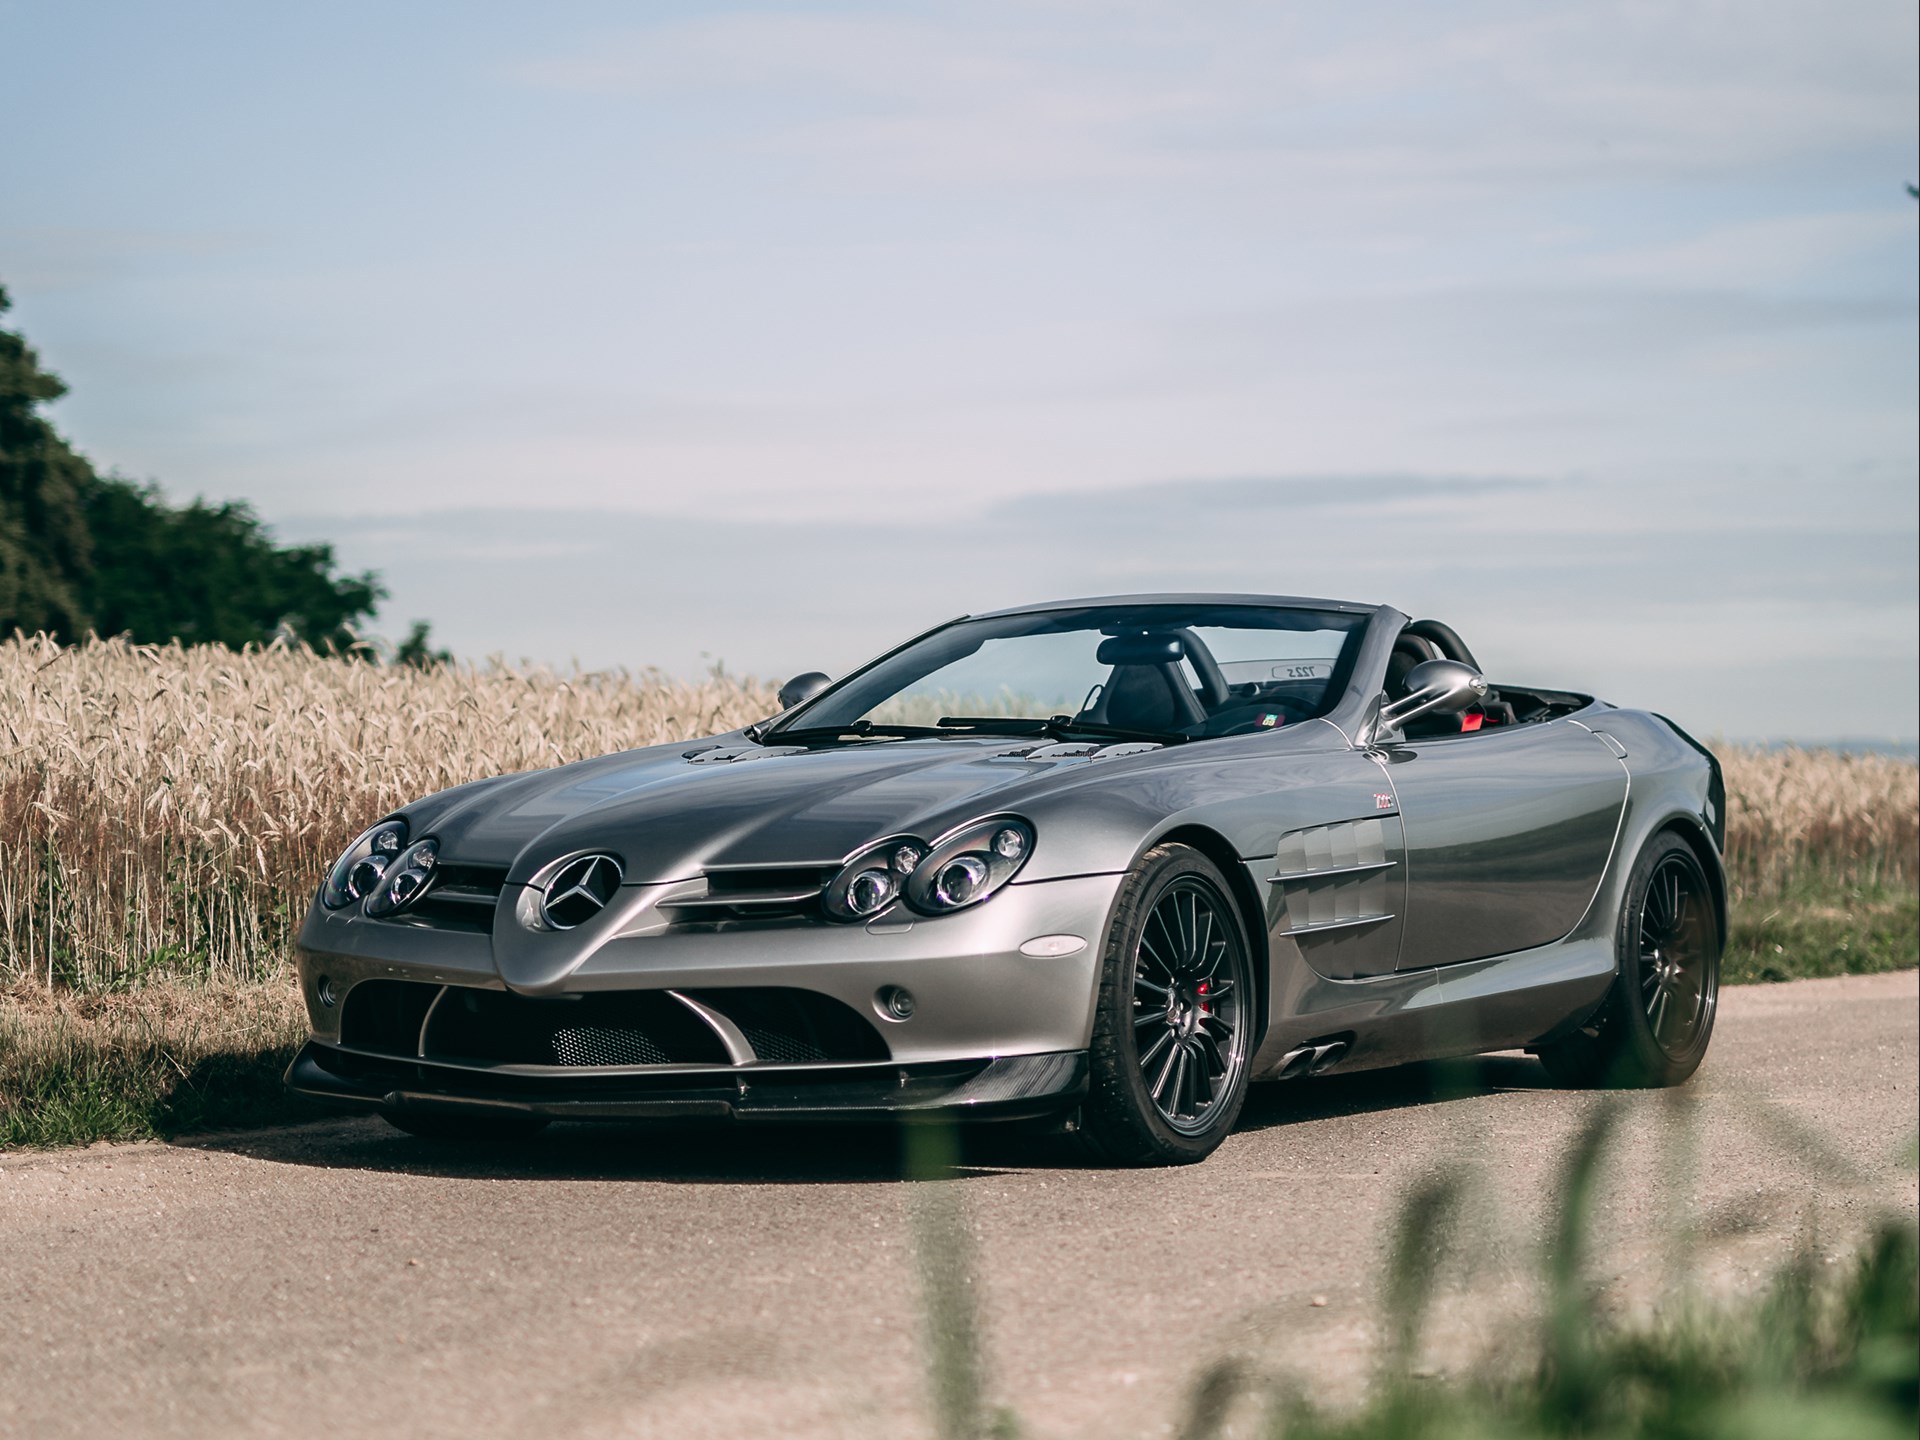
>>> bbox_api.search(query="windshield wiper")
[764,721,951,746]
[936,715,1186,745]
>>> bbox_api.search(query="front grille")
[431,989,731,1068]
[337,980,889,1068]
[392,864,509,933]
[738,1026,825,1064]
[552,1025,672,1067]
[661,865,837,921]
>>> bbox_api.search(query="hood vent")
[996,740,1163,764]
[683,745,807,765]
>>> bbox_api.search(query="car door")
[1378,719,1628,969]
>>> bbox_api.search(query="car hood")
[411,735,1111,883]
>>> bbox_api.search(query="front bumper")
[287,1040,1088,1125]
[294,872,1123,1066]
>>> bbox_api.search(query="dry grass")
[1719,744,1918,898]
[1717,745,1917,984]
[0,634,777,989]
[0,634,1912,1146]
[0,634,1911,995]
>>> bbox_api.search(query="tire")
[1080,843,1257,1166]
[381,1108,551,1142]
[1534,831,1720,1089]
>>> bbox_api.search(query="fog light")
[315,975,337,1007]
[876,985,916,1022]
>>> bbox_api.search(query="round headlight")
[932,855,989,908]
[365,838,439,918]
[322,819,408,909]
[823,837,925,921]
[846,868,898,916]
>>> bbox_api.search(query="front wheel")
[1080,844,1256,1165]
[1534,831,1720,1089]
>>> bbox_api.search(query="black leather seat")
[1097,664,1187,733]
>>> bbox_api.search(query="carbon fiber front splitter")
[286,1040,1087,1125]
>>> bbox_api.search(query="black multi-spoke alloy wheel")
[1535,831,1720,1089]
[1081,843,1255,1165]
[382,1109,550,1141]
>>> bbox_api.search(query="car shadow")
[181,1052,1557,1185]
[1235,1051,1554,1132]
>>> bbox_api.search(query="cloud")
[507,1,1918,191]
[275,460,1918,739]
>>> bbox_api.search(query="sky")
[3,0,1916,743]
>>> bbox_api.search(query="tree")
[0,285,94,636]
[393,620,453,669]
[0,285,386,648]
[81,479,385,650]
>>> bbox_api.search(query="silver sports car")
[288,595,1724,1165]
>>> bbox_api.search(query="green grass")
[0,984,322,1149]
[1725,872,1918,985]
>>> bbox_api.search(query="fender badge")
[1374,792,1393,809]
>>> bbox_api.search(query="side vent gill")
[1271,817,1400,939]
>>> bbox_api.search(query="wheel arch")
[1654,813,1729,949]
[1152,823,1272,1050]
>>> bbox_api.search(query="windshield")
[772,603,1370,742]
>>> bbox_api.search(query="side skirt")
[1250,936,1616,1078]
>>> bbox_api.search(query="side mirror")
[1377,659,1488,733]
[777,671,832,711]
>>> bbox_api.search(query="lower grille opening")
[684,988,891,1064]
[551,1025,670,1067]
[336,981,892,1069]
[339,979,438,1056]
[428,989,731,1068]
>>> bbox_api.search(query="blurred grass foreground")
[900,1105,1919,1440]
[0,634,1914,1145]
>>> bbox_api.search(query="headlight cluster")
[321,820,409,910]
[365,839,439,918]
[823,817,1033,921]
[321,821,440,918]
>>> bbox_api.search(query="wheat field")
[0,635,1913,991]
[1,635,777,988]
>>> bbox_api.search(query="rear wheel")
[382,1109,550,1141]
[1081,844,1255,1165]
[1534,832,1720,1088]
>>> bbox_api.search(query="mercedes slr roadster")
[288,594,1725,1165]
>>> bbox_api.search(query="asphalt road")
[3,970,1914,1440]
